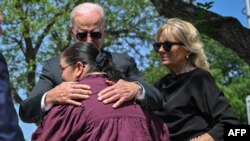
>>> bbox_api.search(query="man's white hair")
[70,2,105,27]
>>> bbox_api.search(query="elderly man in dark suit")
[0,12,25,141]
[19,2,162,123]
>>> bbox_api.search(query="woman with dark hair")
[32,42,170,141]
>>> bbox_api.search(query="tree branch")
[150,0,250,65]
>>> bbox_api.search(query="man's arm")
[0,53,24,141]
[19,56,91,123]
[19,56,60,123]
[129,74,163,110]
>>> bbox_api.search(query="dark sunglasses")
[153,41,184,52]
[76,31,102,40]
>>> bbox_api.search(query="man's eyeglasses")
[153,41,184,52]
[76,31,102,40]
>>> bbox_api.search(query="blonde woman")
[153,18,239,141]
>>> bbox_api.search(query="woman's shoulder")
[190,68,215,85]
[192,68,211,77]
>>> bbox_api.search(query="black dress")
[154,68,239,141]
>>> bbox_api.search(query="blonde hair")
[156,18,210,71]
[70,2,106,28]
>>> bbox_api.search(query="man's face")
[71,13,105,49]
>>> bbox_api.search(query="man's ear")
[68,25,75,40]
[102,26,107,37]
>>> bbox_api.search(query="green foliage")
[0,0,80,95]
[143,51,167,84]
[201,35,250,123]
[102,0,164,66]
[0,0,162,97]
[224,78,250,124]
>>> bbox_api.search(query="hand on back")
[98,79,141,108]
[45,82,91,106]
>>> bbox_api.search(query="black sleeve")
[19,56,61,123]
[125,55,163,110]
[192,70,240,141]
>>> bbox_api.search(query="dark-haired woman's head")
[60,42,123,82]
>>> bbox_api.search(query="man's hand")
[97,79,142,108]
[45,82,91,106]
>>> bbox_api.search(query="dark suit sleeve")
[193,70,240,140]
[19,56,61,123]
[112,53,163,110]
[128,57,163,110]
[0,53,25,141]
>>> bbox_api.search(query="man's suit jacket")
[19,51,163,123]
[0,53,25,141]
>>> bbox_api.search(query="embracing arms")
[19,56,91,123]
[97,52,163,110]
[19,53,163,123]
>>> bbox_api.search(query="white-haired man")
[19,2,162,123]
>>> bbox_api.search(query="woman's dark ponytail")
[95,51,124,81]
